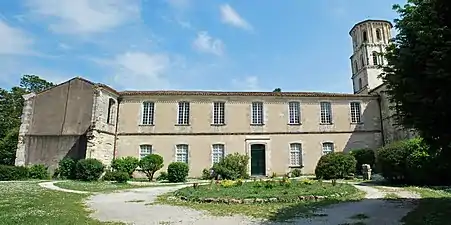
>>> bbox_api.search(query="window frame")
[289,143,303,167]
[350,101,362,124]
[376,29,382,41]
[211,144,225,164]
[251,101,264,125]
[175,144,189,163]
[212,101,226,125]
[177,101,190,125]
[139,144,152,160]
[288,101,301,125]
[372,51,378,65]
[106,98,116,125]
[141,101,155,125]
[322,142,334,155]
[320,102,332,124]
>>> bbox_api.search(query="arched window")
[372,51,378,65]
[358,78,363,90]
[289,143,302,166]
[360,55,365,67]
[362,31,368,42]
[354,60,358,72]
[107,98,116,124]
[376,29,382,41]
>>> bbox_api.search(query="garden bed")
[158,179,365,220]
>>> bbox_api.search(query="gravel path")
[83,182,421,225]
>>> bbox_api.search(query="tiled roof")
[119,90,375,98]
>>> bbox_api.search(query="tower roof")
[349,19,393,35]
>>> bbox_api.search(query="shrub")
[58,158,77,179]
[211,153,250,180]
[111,156,139,177]
[376,139,415,182]
[291,168,302,177]
[156,171,168,181]
[139,154,164,181]
[75,158,105,181]
[112,171,130,183]
[201,168,212,180]
[315,152,357,180]
[102,171,115,181]
[28,164,49,179]
[349,148,376,174]
[167,162,189,183]
[0,165,29,181]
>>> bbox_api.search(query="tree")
[381,0,451,164]
[0,75,54,165]
[138,154,164,181]
[273,88,282,92]
[111,156,139,177]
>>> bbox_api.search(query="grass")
[401,186,451,225]
[54,180,176,192]
[0,181,121,225]
[157,179,365,221]
[384,193,400,199]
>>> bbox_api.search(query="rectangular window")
[322,142,334,155]
[350,102,362,123]
[176,144,189,163]
[251,102,264,125]
[320,102,332,124]
[212,144,225,164]
[139,145,152,159]
[212,102,225,125]
[289,143,302,166]
[142,102,155,125]
[288,102,301,124]
[177,102,190,125]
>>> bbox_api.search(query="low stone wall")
[169,192,348,204]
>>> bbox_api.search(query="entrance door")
[250,144,266,176]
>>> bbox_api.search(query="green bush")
[28,164,49,179]
[112,171,130,183]
[167,162,189,183]
[291,168,302,177]
[139,154,164,181]
[376,140,415,182]
[0,165,29,181]
[58,158,77,179]
[156,171,168,181]
[111,156,139,177]
[201,168,212,180]
[75,158,105,181]
[315,152,357,180]
[211,153,250,180]
[349,148,376,174]
[102,171,115,181]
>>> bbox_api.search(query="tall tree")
[382,0,451,157]
[0,75,54,165]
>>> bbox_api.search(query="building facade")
[14,19,413,177]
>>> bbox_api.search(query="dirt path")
[82,183,420,225]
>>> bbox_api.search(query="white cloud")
[219,4,252,31]
[0,20,34,55]
[232,76,260,91]
[192,31,224,56]
[25,0,140,34]
[92,51,172,90]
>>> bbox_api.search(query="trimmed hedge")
[58,158,77,179]
[75,158,105,181]
[0,165,29,181]
[315,152,356,180]
[167,162,189,183]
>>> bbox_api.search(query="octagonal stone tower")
[349,19,393,94]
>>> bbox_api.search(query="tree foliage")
[272,88,282,92]
[382,0,451,159]
[0,75,54,165]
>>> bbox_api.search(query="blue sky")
[0,0,406,92]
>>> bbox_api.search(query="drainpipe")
[377,96,386,146]
[113,96,122,160]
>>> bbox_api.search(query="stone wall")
[15,93,36,166]
[86,87,119,166]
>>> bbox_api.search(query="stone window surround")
[319,101,333,125]
[175,143,189,163]
[141,101,155,125]
[212,102,226,125]
[287,101,301,125]
[211,143,226,166]
[350,101,363,124]
[288,141,303,168]
[321,141,335,155]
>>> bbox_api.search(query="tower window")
[354,60,358,72]
[107,98,116,124]
[376,29,382,41]
[362,31,368,42]
[372,51,378,65]
[358,78,363,90]
[360,55,365,67]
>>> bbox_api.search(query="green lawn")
[402,186,451,225]
[157,179,365,221]
[0,181,121,225]
[54,180,176,192]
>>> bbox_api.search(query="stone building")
[14,19,414,177]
